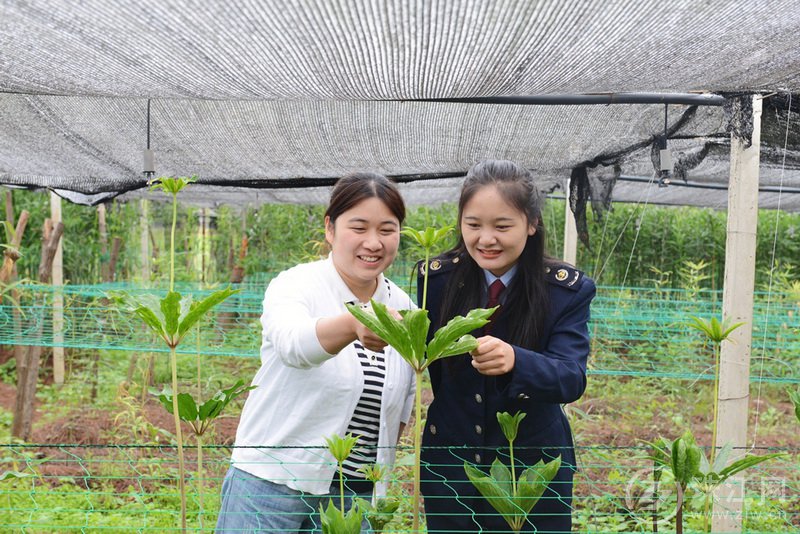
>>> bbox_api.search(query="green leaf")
[514,456,562,514]
[671,431,701,485]
[400,308,430,367]
[178,286,239,338]
[156,391,172,414]
[708,441,734,475]
[428,335,480,365]
[176,393,198,421]
[400,227,424,247]
[686,315,745,344]
[370,300,414,358]
[1,221,13,244]
[355,496,399,532]
[374,497,400,515]
[488,458,513,499]
[319,499,363,534]
[325,433,359,463]
[464,462,520,523]
[149,176,196,195]
[133,305,165,339]
[0,470,34,481]
[161,291,182,338]
[347,302,414,364]
[497,412,526,444]
[347,303,393,343]
[357,463,389,484]
[716,452,785,482]
[401,225,453,250]
[426,307,495,360]
[198,395,225,421]
[158,389,199,422]
[644,436,673,468]
[198,380,255,421]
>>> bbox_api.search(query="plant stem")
[170,193,177,292]
[196,323,201,399]
[421,249,430,311]
[710,342,720,467]
[168,189,186,531]
[652,464,660,533]
[339,461,345,513]
[197,433,204,530]
[509,438,517,497]
[170,346,187,532]
[412,369,423,532]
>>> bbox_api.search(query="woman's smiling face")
[325,196,400,299]
[460,184,536,277]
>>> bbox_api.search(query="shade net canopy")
[1,0,800,209]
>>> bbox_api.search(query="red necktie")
[486,279,505,308]
[485,279,505,334]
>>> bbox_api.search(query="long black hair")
[433,160,551,351]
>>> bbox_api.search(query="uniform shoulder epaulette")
[416,252,463,278]
[545,263,583,290]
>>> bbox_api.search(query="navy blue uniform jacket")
[417,254,596,533]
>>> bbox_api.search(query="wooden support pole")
[50,192,65,385]
[712,95,762,532]
[12,220,64,441]
[562,178,578,266]
[109,236,123,282]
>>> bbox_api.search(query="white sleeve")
[260,270,336,369]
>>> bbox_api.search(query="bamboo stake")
[50,192,65,385]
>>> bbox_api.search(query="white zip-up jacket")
[231,255,416,495]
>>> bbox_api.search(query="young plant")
[686,315,745,466]
[354,464,400,533]
[346,225,495,531]
[124,176,240,532]
[647,429,783,533]
[463,411,562,533]
[320,433,364,534]
[157,379,254,528]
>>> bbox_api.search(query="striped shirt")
[341,340,386,479]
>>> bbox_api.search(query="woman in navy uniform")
[419,160,596,533]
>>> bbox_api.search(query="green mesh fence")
[0,444,797,532]
[1,279,797,383]
[0,276,797,531]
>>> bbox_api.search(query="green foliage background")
[5,189,798,289]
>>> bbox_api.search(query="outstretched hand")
[470,335,515,375]
[353,305,402,352]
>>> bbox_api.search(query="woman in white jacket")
[216,173,415,533]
